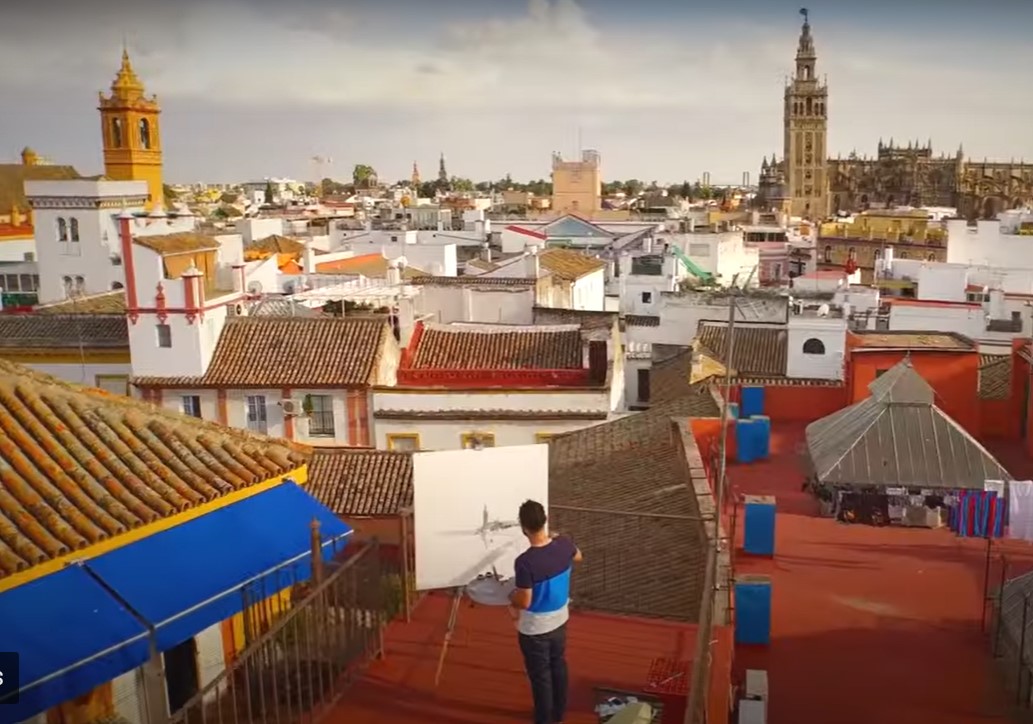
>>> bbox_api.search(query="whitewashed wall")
[627,294,788,347]
[414,284,535,324]
[375,417,602,451]
[22,362,131,390]
[572,268,605,311]
[786,317,846,380]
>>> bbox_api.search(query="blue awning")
[88,481,351,651]
[0,481,350,722]
[0,566,151,723]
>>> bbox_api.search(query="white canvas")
[413,443,549,591]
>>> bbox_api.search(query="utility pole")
[684,281,738,724]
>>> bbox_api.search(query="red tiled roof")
[0,314,128,349]
[538,248,606,281]
[0,360,306,579]
[133,317,393,388]
[306,449,412,516]
[329,592,733,724]
[409,323,583,370]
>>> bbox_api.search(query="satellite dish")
[247,280,263,295]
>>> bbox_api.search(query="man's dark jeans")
[518,624,568,724]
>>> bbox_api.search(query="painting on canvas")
[413,443,549,591]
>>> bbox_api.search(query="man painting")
[509,499,584,724]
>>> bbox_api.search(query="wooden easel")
[434,587,464,686]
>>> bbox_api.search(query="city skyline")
[2,0,1032,185]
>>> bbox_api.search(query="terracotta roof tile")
[0,314,128,349]
[34,291,127,315]
[532,307,617,331]
[201,317,391,387]
[850,331,975,350]
[306,449,412,516]
[548,392,719,620]
[649,346,697,404]
[316,253,426,279]
[538,248,606,281]
[246,234,305,255]
[979,354,1012,400]
[626,314,660,327]
[0,359,307,578]
[696,321,788,377]
[0,162,82,211]
[410,323,582,370]
[409,275,537,287]
[133,232,220,256]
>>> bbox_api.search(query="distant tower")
[99,48,164,210]
[411,161,421,188]
[438,152,449,185]
[783,9,828,220]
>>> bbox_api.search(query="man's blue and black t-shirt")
[514,536,577,636]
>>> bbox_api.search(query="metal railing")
[169,541,401,724]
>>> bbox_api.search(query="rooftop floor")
[731,423,1033,724]
[326,593,715,723]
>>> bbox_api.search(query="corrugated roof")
[537,248,606,281]
[0,314,128,349]
[626,314,660,327]
[532,307,617,331]
[246,297,319,318]
[805,360,1011,489]
[306,449,412,516]
[696,321,788,377]
[0,359,306,578]
[409,323,582,370]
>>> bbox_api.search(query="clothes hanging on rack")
[951,490,1005,538]
[1009,481,1033,542]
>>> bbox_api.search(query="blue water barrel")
[735,575,773,646]
[735,419,756,463]
[743,495,777,556]
[750,415,771,459]
[741,386,765,417]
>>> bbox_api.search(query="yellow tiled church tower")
[98,49,164,210]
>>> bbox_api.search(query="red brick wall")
[848,349,980,436]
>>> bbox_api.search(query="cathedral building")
[758,13,1033,220]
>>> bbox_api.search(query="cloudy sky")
[2,0,1031,185]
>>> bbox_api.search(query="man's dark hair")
[518,499,547,533]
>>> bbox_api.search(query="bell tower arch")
[99,48,164,210]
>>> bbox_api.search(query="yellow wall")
[551,157,601,215]
[819,212,945,244]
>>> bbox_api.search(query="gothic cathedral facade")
[758,15,1033,220]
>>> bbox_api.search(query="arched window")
[847,247,856,261]
[926,253,935,261]
[806,97,813,115]
[69,218,80,242]
[111,281,124,290]
[73,276,84,295]
[62,275,73,297]
[898,251,909,260]
[823,245,832,263]
[802,338,826,355]
[57,217,68,241]
[874,249,883,260]
[111,118,123,148]
[139,118,151,149]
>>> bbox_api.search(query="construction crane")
[310,155,332,198]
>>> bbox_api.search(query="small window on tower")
[156,323,172,348]
[139,119,151,150]
[112,118,123,148]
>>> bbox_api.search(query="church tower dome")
[98,47,164,210]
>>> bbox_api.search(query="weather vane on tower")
[800,7,809,23]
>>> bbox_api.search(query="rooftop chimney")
[480,242,492,263]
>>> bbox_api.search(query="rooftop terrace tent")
[805,359,1011,491]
